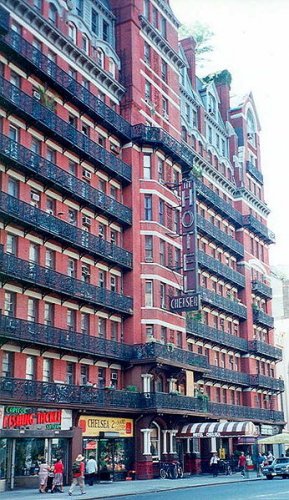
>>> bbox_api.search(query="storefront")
[78,416,134,481]
[0,405,73,490]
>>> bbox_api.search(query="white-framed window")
[160,282,166,309]
[82,35,89,54]
[98,317,106,338]
[143,154,152,179]
[91,8,99,35]
[81,313,90,334]
[144,42,151,65]
[28,298,38,322]
[150,422,161,459]
[43,358,52,382]
[6,234,17,255]
[67,309,76,331]
[97,48,104,68]
[145,81,151,101]
[26,355,36,380]
[159,240,165,266]
[145,280,153,307]
[2,351,14,378]
[108,59,115,77]
[67,258,76,278]
[44,302,54,326]
[145,235,153,262]
[29,243,40,263]
[68,22,76,43]
[146,324,154,341]
[4,292,16,317]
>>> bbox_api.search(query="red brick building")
[0,0,284,490]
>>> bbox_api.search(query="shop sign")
[1,406,72,431]
[260,425,274,436]
[192,432,221,438]
[79,416,134,437]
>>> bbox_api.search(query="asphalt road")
[111,478,289,500]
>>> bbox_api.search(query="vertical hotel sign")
[170,176,200,312]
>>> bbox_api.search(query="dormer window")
[82,35,89,54]
[91,8,99,35]
[97,48,104,68]
[103,20,110,43]
[68,22,76,43]
[109,59,115,78]
[208,93,216,116]
[247,109,256,146]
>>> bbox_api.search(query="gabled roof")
[230,91,261,131]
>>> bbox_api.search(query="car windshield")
[274,458,289,464]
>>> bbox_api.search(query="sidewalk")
[1,474,263,499]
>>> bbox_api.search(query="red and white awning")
[178,421,257,438]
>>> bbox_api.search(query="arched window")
[82,35,89,54]
[68,22,77,43]
[48,3,57,24]
[96,48,104,68]
[150,422,160,459]
[154,376,163,393]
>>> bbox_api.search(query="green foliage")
[179,21,215,65]
[126,385,137,392]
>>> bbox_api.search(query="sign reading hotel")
[78,416,134,437]
[1,406,72,431]
[170,176,200,313]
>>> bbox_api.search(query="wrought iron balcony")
[0,6,9,35]
[132,342,209,371]
[242,214,275,244]
[197,215,244,258]
[246,161,264,185]
[0,249,133,315]
[198,251,245,288]
[208,401,285,423]
[0,134,132,226]
[0,314,132,362]
[195,180,243,227]
[248,340,282,361]
[131,124,194,173]
[205,366,249,386]
[251,279,273,299]
[252,307,274,329]
[200,287,247,319]
[186,319,248,352]
[0,77,131,184]
[0,192,132,270]
[249,374,284,392]
[140,392,209,413]
[0,30,132,141]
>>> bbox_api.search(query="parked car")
[263,457,289,479]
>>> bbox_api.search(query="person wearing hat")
[68,454,86,496]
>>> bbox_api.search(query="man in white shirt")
[210,452,220,477]
[86,455,97,486]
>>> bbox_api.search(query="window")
[160,16,167,38]
[143,154,152,179]
[2,352,14,378]
[76,0,83,16]
[145,235,153,262]
[68,114,77,128]
[33,0,42,10]
[108,59,115,77]
[67,309,76,331]
[44,302,54,326]
[208,125,212,143]
[144,195,152,220]
[103,20,110,43]
[9,125,19,143]
[46,197,55,215]
[161,59,168,82]
[159,199,165,225]
[46,147,56,163]
[6,234,17,255]
[144,0,150,19]
[158,158,164,182]
[69,161,77,176]
[81,313,90,335]
[152,6,158,28]
[176,331,182,348]
[146,324,154,341]
[81,264,90,283]
[99,223,106,239]
[160,326,167,343]
[66,362,75,384]
[99,270,106,288]
[91,9,99,35]
[98,367,105,388]
[145,81,151,101]
[68,23,76,43]
[208,93,216,115]
[43,358,52,382]
[144,42,151,65]
[159,240,165,266]
[175,248,181,271]
[160,283,166,308]
[145,281,153,307]
[29,243,40,263]
[31,137,41,155]
[98,317,106,338]
[28,298,38,322]
[185,103,191,122]
[82,35,89,54]
[48,3,57,24]
[68,209,77,225]
[110,370,118,389]
[4,292,16,316]
[192,109,198,127]
[10,71,21,88]
[162,97,168,118]
[111,321,118,341]
[67,258,76,278]
[80,365,88,385]
[26,356,36,380]
[110,186,117,200]
[8,177,19,198]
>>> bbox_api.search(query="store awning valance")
[178,421,257,438]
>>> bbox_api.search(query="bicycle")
[159,461,183,479]
[218,460,233,475]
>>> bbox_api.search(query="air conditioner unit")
[82,216,91,226]
[82,266,90,275]
[110,144,120,154]
[111,372,118,380]
[33,90,41,100]
[82,170,91,179]
[31,193,40,201]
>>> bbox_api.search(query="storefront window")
[15,438,45,476]
[0,439,7,479]
[97,438,133,479]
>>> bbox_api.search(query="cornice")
[234,187,270,217]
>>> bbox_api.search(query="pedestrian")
[267,451,274,465]
[210,452,219,477]
[256,452,264,477]
[38,458,49,494]
[68,454,86,496]
[86,454,97,486]
[51,458,64,493]
[238,452,248,478]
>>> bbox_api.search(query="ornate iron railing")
[248,340,282,361]
[0,314,132,361]
[200,287,247,319]
[195,180,243,227]
[0,248,133,315]
[249,374,285,392]
[132,342,209,370]
[186,319,248,352]
[0,134,132,226]
[0,6,9,35]
[206,366,249,386]
[0,30,132,141]
[252,308,274,329]
[140,392,209,413]
[246,161,264,184]
[0,76,131,184]
[197,215,244,258]
[251,280,273,299]
[242,214,275,244]
[198,251,245,288]
[208,402,284,423]
[0,192,132,270]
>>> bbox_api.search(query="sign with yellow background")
[79,416,134,437]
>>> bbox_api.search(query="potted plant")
[126,385,137,392]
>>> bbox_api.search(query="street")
[111,478,289,500]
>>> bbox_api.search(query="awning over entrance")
[178,421,257,438]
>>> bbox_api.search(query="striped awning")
[178,421,257,438]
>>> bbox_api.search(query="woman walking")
[38,458,49,494]
[51,458,64,493]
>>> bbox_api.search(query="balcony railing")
[195,180,243,227]
[197,215,244,258]
[0,192,132,270]
[132,342,209,371]
[0,30,132,141]
[140,392,208,413]
[249,374,285,392]
[200,287,247,319]
[131,124,194,173]
[208,401,285,423]
[251,280,273,299]
[252,308,274,329]
[186,319,248,352]
[0,314,132,362]
[242,214,275,244]
[206,366,249,386]
[198,251,245,288]
[0,249,133,315]
[0,134,132,226]
[0,6,9,35]
[246,161,264,185]
[248,340,282,361]
[0,77,131,184]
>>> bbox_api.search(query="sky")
[170,0,289,269]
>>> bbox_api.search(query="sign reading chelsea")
[170,293,201,312]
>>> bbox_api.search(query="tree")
[179,21,214,66]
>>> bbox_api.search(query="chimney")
[213,70,232,123]
[180,37,196,89]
